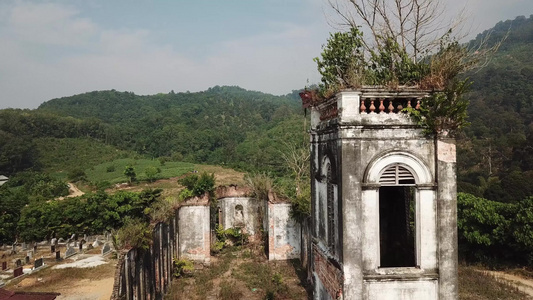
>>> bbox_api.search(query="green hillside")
[35,86,303,174]
[458,15,533,202]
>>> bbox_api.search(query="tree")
[312,0,502,136]
[124,165,136,184]
[144,166,159,182]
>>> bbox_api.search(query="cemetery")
[0,234,117,299]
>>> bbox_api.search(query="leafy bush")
[68,168,87,182]
[458,193,533,266]
[215,224,248,249]
[178,172,216,200]
[106,165,115,172]
[114,217,152,250]
[173,258,194,278]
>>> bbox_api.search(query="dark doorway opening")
[379,186,416,267]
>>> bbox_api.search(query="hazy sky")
[0,0,531,109]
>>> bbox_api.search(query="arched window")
[378,164,416,267]
[326,163,336,254]
[362,152,436,271]
[318,157,338,255]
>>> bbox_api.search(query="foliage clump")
[311,1,501,136]
[177,172,215,201]
[173,258,194,278]
[213,224,248,253]
[458,193,533,266]
[113,217,152,250]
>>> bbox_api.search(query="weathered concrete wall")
[437,138,459,299]
[364,280,438,299]
[268,203,301,260]
[307,90,457,299]
[178,205,211,263]
[218,197,262,240]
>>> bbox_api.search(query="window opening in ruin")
[234,204,245,228]
[326,163,336,254]
[379,163,416,268]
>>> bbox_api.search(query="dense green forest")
[1,16,533,266]
[458,15,533,203]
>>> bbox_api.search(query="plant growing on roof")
[310,0,502,136]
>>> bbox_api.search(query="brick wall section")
[314,245,343,298]
[215,185,251,199]
[110,251,127,300]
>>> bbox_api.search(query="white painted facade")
[308,90,458,300]
[268,203,301,260]
[177,205,210,264]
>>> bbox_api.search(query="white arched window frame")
[315,156,338,255]
[362,152,437,273]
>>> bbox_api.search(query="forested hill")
[0,86,305,176]
[458,15,533,203]
[38,86,298,124]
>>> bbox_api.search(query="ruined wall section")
[268,203,301,260]
[178,202,211,264]
[218,197,263,241]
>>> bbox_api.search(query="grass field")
[85,158,196,184]
[35,137,133,175]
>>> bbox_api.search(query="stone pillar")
[436,137,458,299]
[341,138,363,299]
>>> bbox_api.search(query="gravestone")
[11,243,17,254]
[58,238,65,243]
[51,245,55,253]
[101,243,111,255]
[55,251,61,261]
[84,234,88,241]
[33,245,37,253]
[65,246,76,258]
[21,242,28,250]
[79,240,85,251]
[51,238,57,246]
[15,259,21,267]
[25,256,29,264]
[34,257,43,269]
[1,261,7,270]
[13,266,23,278]
[92,238,100,248]
[27,251,33,259]
[70,233,76,241]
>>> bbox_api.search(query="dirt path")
[55,277,115,300]
[481,270,533,298]
[67,182,84,197]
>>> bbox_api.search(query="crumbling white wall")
[178,205,210,263]
[218,197,262,238]
[268,203,301,260]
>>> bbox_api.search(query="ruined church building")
[305,89,458,300]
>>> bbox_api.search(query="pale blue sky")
[0,0,531,109]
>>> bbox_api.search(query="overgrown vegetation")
[309,0,502,136]
[213,225,248,253]
[458,193,533,267]
[0,176,162,243]
[114,217,153,250]
[177,172,216,201]
[173,258,194,278]
[167,248,310,300]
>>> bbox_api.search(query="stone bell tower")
[303,88,458,300]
